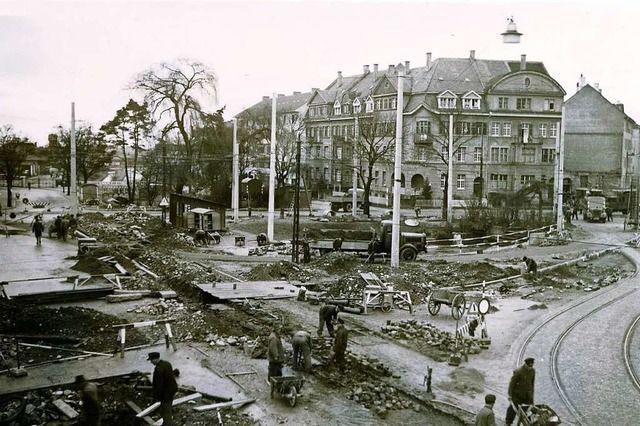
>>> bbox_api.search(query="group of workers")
[267,303,350,382]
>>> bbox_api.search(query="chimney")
[293,91,301,95]
[520,54,526,70]
[278,93,285,97]
[426,52,432,69]
[404,61,410,74]
[388,64,395,73]
[470,50,475,60]
[594,82,601,93]
[373,64,378,73]
[312,87,319,92]
[337,71,342,87]
[262,96,270,101]
[615,102,624,113]
[363,64,370,75]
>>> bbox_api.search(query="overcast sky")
[1,0,638,145]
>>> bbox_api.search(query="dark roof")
[241,91,313,115]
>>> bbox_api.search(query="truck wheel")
[400,247,417,261]
[345,203,353,212]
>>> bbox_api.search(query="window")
[335,169,341,182]
[520,123,531,143]
[374,171,379,186]
[309,108,315,117]
[438,93,457,109]
[375,99,381,110]
[391,98,397,109]
[520,175,535,187]
[580,175,589,188]
[365,97,373,112]
[550,123,558,138]
[336,147,342,159]
[315,146,321,157]
[333,126,339,136]
[490,173,508,190]
[457,174,466,190]
[473,122,487,135]
[524,77,531,87]
[462,98,480,109]
[323,167,329,181]
[322,106,328,115]
[516,98,532,110]
[382,171,387,186]
[353,99,361,114]
[456,146,467,162]
[440,174,446,189]
[455,121,471,135]
[491,122,500,137]
[416,120,431,134]
[474,147,482,162]
[542,148,556,163]
[498,97,509,109]
[491,147,509,163]
[383,98,389,110]
[333,101,341,116]
[501,123,512,137]
[539,123,547,138]
[323,146,329,157]
[522,147,536,163]
[544,99,556,111]
[414,147,428,161]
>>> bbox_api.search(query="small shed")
[186,208,222,232]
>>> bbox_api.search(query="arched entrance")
[411,174,425,195]
[473,177,484,198]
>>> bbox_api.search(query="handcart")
[269,375,305,407]
[427,288,491,320]
[511,402,561,426]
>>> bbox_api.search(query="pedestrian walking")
[475,393,496,426]
[317,304,343,337]
[606,206,613,222]
[267,326,285,381]
[148,352,178,426]
[291,330,313,373]
[60,216,69,241]
[68,214,78,239]
[506,358,535,426]
[54,216,62,239]
[522,256,537,276]
[302,238,311,263]
[75,374,101,426]
[32,215,44,245]
[333,318,348,371]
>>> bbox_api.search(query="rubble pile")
[347,382,415,418]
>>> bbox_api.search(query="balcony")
[413,133,434,145]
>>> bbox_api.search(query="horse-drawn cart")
[269,376,305,407]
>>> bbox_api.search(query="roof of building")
[240,91,313,116]
[565,84,637,126]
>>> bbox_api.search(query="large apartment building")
[240,51,566,206]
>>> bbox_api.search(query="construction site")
[0,196,638,425]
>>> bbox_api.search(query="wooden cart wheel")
[451,294,466,319]
[427,296,441,315]
[286,385,298,407]
[381,302,392,313]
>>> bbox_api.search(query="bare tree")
[0,126,35,207]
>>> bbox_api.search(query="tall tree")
[131,59,217,191]
[139,142,164,206]
[0,126,35,207]
[100,100,154,203]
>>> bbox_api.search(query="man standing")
[506,358,536,426]
[291,330,312,373]
[68,214,78,239]
[333,318,348,371]
[267,326,284,381]
[75,375,101,426]
[317,304,343,337]
[32,215,44,245]
[475,393,496,426]
[148,352,178,426]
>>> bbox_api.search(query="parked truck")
[584,195,607,222]
[309,220,427,261]
[327,188,364,212]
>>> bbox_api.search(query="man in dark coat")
[32,216,44,245]
[267,326,285,381]
[317,304,343,337]
[522,257,537,276]
[75,374,101,426]
[333,318,348,371]
[148,352,178,426]
[506,358,535,425]
[292,330,313,372]
[68,214,78,239]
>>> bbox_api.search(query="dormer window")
[334,101,341,116]
[462,91,481,109]
[353,98,361,114]
[437,90,457,109]
[365,96,374,112]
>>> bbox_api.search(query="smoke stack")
[262,96,270,101]
[363,65,370,75]
[337,71,342,87]
[470,50,475,60]
[405,61,410,74]
[278,94,285,97]
[615,102,624,113]
[426,52,432,68]
[293,91,300,95]
[520,54,526,70]
[388,64,395,73]
[594,82,601,93]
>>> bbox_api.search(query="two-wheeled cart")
[269,376,305,407]
[510,402,562,426]
[426,288,491,320]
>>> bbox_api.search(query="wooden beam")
[51,399,79,419]
[125,400,156,425]
[192,398,255,412]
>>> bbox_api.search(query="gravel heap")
[348,382,417,419]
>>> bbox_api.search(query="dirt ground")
[0,211,633,425]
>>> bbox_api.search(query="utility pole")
[292,133,301,263]
[556,107,566,233]
[232,118,239,223]
[447,114,454,223]
[352,116,359,218]
[391,70,404,267]
[70,102,77,216]
[267,93,277,242]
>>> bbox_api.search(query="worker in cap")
[506,358,535,425]
[75,375,101,425]
[148,352,178,426]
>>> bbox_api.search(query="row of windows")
[413,147,556,163]
[446,174,547,190]
[490,122,558,139]
[498,97,556,111]
[309,96,397,118]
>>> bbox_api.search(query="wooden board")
[51,399,79,419]
[125,400,156,425]
[195,281,300,300]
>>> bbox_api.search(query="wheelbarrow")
[511,402,561,426]
[269,375,305,407]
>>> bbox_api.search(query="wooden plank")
[136,393,202,418]
[51,399,79,419]
[125,400,156,425]
[136,402,160,418]
[195,281,300,300]
[193,398,255,412]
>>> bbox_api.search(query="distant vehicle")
[309,220,427,261]
[327,188,364,212]
[106,196,129,206]
[584,196,607,222]
[606,189,630,215]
